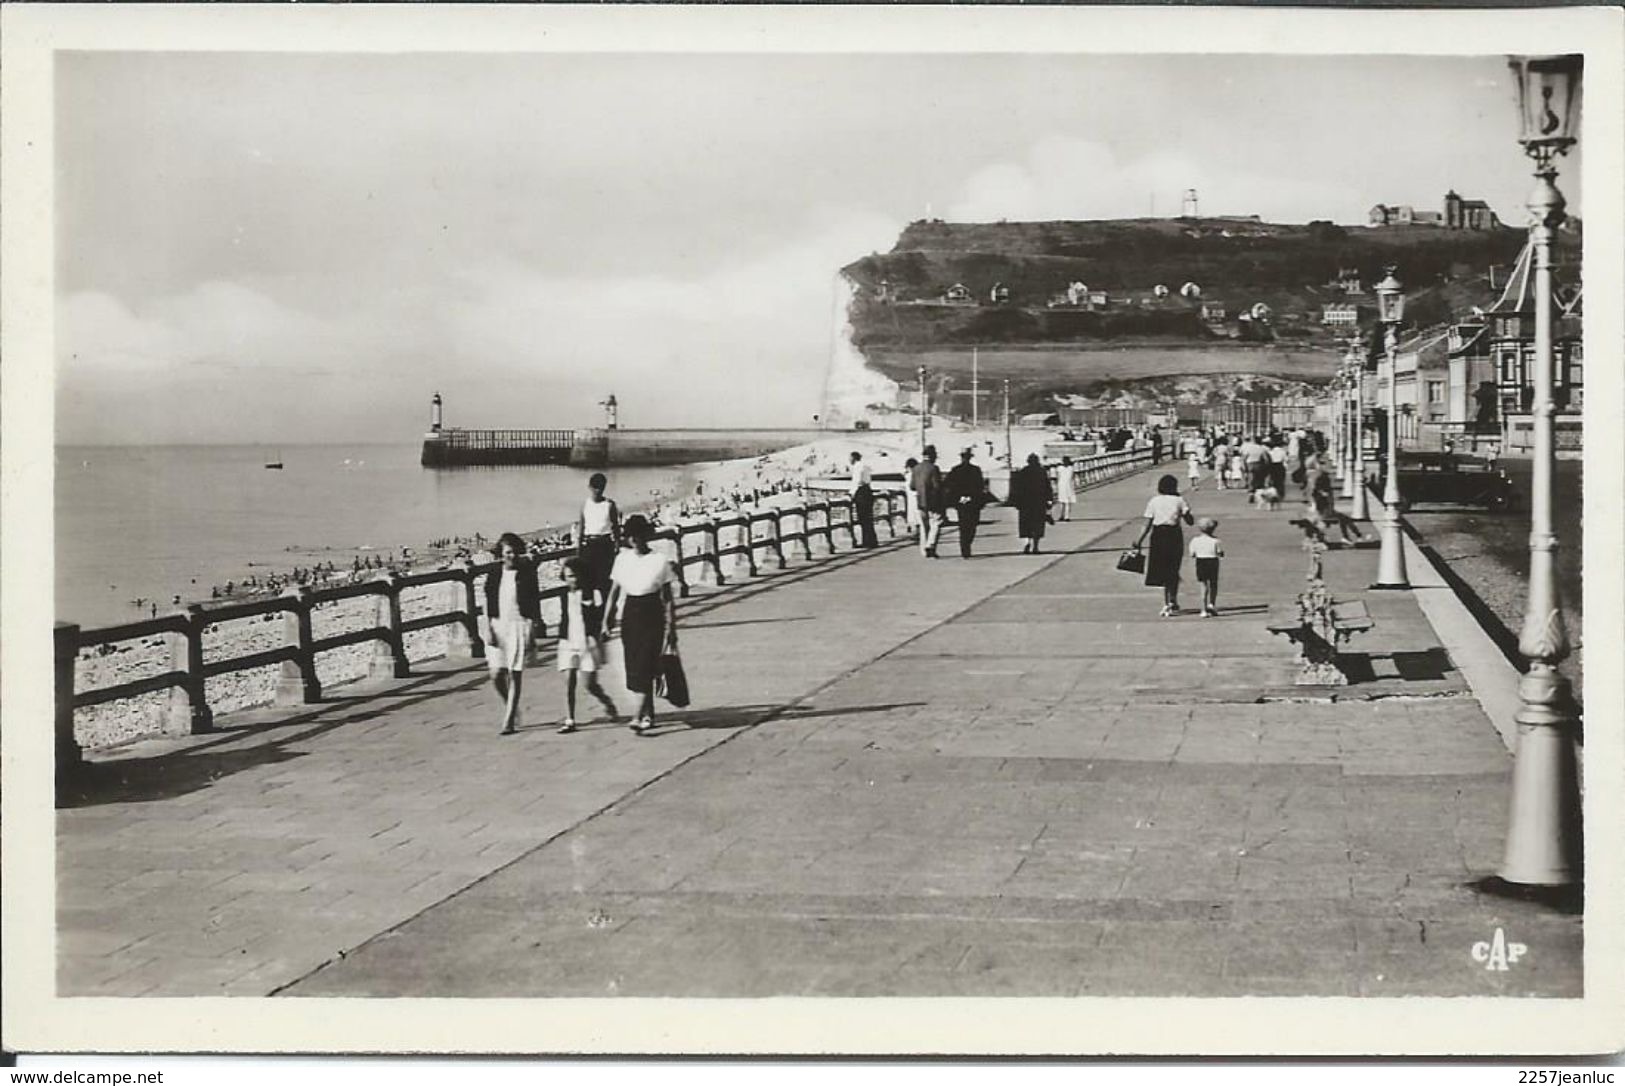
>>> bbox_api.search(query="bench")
[1267,598,1375,686]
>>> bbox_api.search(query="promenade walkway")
[58,464,1581,999]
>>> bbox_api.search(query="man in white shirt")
[849,450,878,549]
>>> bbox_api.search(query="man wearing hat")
[911,445,945,558]
[943,447,991,559]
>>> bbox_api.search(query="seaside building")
[1321,303,1360,327]
[1443,239,1583,456]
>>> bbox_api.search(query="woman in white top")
[1132,474,1196,617]
[602,514,679,734]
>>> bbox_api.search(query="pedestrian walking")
[554,557,620,734]
[1132,474,1195,617]
[574,472,621,601]
[1212,441,1230,490]
[902,457,922,539]
[943,447,991,559]
[912,445,945,558]
[1306,456,1367,542]
[1054,456,1077,521]
[848,450,878,549]
[601,515,679,735]
[1268,438,1290,497]
[1186,449,1203,491]
[1009,453,1054,555]
[482,532,543,735]
[1189,517,1225,617]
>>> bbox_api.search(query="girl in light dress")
[555,557,621,734]
[482,532,543,735]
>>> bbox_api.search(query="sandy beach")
[70,420,1084,751]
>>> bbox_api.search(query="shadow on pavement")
[58,669,488,809]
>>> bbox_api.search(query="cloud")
[56,209,903,442]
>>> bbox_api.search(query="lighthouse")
[430,392,443,433]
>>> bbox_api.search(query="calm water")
[55,444,688,629]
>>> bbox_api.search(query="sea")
[55,444,691,630]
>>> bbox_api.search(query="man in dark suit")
[943,447,991,559]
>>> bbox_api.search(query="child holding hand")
[555,557,620,734]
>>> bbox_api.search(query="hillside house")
[1329,267,1364,294]
[1444,190,1500,231]
[1322,303,1360,327]
[1200,301,1227,322]
[942,283,973,303]
[1371,192,1499,230]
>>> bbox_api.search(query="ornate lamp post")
[1347,341,1371,519]
[1501,54,1582,887]
[1372,270,1409,588]
[917,364,928,451]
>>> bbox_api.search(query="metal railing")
[54,444,1153,770]
[55,492,904,766]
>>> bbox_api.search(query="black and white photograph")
[3,3,1622,1060]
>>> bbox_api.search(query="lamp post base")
[1371,501,1409,588]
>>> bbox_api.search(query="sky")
[54,51,1575,445]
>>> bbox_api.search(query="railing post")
[275,588,322,706]
[740,519,760,578]
[841,499,859,548]
[707,519,727,585]
[446,560,486,660]
[769,510,787,568]
[794,504,814,561]
[883,493,899,538]
[670,529,692,597]
[165,605,215,734]
[55,622,83,774]
[369,574,410,680]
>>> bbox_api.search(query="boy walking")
[1189,517,1225,617]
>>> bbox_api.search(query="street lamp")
[1501,54,1582,888]
[917,364,928,451]
[1345,340,1370,519]
[1372,268,1409,588]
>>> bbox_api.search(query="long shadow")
[1334,647,1455,685]
[681,615,814,632]
[631,700,928,735]
[58,668,489,809]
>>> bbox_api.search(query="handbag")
[1116,547,1146,574]
[654,649,691,708]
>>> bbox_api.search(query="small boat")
[265,451,284,470]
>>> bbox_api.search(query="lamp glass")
[1509,54,1583,151]
[1375,272,1405,324]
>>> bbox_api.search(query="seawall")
[422,427,830,469]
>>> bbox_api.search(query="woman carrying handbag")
[1133,474,1196,617]
[602,515,680,735]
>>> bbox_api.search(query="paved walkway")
[58,465,1582,998]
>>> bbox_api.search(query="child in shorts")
[556,557,620,734]
[1189,517,1225,617]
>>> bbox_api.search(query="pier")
[49,454,1581,1018]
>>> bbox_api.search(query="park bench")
[1267,598,1375,686]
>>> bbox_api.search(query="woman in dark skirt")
[601,514,679,734]
[1009,453,1056,554]
[1133,473,1195,617]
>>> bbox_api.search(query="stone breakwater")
[71,431,948,752]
